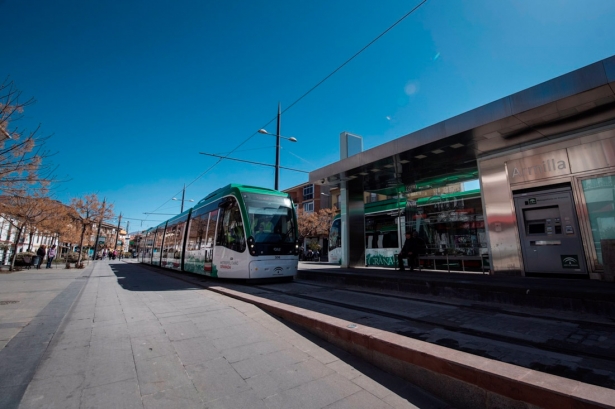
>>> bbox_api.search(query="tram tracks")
[134,263,615,389]
[247,280,615,388]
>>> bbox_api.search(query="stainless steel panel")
[509,62,608,115]
[506,149,571,184]
[444,97,511,138]
[478,157,522,275]
[513,101,559,124]
[347,178,365,268]
[311,56,615,187]
[395,122,446,153]
[555,85,613,112]
[604,56,615,84]
[568,134,615,173]
[578,126,615,144]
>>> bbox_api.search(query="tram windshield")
[243,193,296,244]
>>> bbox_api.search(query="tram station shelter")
[310,55,615,281]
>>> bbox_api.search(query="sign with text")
[506,149,570,184]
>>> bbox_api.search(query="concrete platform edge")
[206,284,615,409]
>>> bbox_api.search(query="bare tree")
[0,191,58,270]
[297,207,337,239]
[38,201,81,256]
[0,78,55,195]
[70,194,114,264]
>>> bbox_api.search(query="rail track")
[134,263,615,389]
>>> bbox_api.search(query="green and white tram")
[140,184,299,279]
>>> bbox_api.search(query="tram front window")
[244,193,296,244]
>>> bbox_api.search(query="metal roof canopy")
[310,56,615,193]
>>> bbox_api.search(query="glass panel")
[205,210,218,263]
[161,221,185,270]
[406,195,487,272]
[186,214,208,252]
[303,184,314,200]
[244,193,296,244]
[185,213,208,274]
[329,218,341,251]
[581,175,615,265]
[152,228,165,265]
[216,200,246,252]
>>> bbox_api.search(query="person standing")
[46,245,57,269]
[36,245,46,269]
[398,231,426,271]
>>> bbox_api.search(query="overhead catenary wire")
[144,0,429,221]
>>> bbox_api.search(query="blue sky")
[2,0,615,231]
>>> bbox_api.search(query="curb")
[206,285,615,409]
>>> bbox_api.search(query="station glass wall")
[404,179,487,272]
[581,174,615,266]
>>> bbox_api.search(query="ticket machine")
[513,185,587,275]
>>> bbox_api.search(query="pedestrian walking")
[36,245,46,269]
[46,245,57,269]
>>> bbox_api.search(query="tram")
[140,184,299,279]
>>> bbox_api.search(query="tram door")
[513,186,587,275]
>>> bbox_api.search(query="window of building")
[303,184,314,200]
[303,201,314,213]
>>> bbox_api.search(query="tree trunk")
[10,227,23,271]
[77,223,86,265]
[27,230,34,252]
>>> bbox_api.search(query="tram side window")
[163,224,180,259]
[186,213,209,251]
[216,201,246,252]
[205,209,218,261]
[174,221,187,259]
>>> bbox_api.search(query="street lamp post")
[258,103,297,191]
[321,193,330,209]
[172,184,194,213]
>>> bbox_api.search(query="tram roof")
[149,184,291,230]
[197,184,289,205]
[310,55,615,194]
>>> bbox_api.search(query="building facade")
[310,56,615,281]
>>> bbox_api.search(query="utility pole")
[114,213,122,253]
[275,102,281,190]
[93,198,105,260]
[181,184,186,212]
[125,220,130,256]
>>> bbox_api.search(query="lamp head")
[258,129,268,134]
[288,137,298,142]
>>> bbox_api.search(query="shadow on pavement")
[108,263,202,292]
[107,262,447,408]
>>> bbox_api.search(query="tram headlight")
[247,236,257,256]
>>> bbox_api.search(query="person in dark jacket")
[398,231,426,271]
[36,245,46,269]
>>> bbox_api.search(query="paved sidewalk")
[1,260,449,409]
